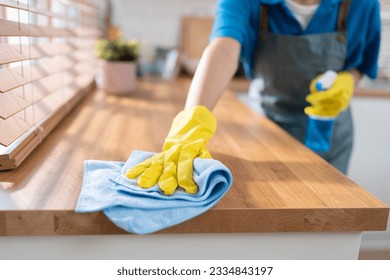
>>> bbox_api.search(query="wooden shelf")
[355,86,390,98]
[0,77,388,236]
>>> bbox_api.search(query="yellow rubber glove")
[126,106,217,195]
[305,71,354,117]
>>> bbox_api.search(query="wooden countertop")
[0,77,388,236]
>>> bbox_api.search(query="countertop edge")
[1,207,388,236]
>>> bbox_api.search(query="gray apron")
[253,1,353,174]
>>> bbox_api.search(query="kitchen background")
[109,0,390,257]
[0,0,388,260]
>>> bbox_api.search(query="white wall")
[110,0,217,47]
[349,98,390,205]
[349,97,390,252]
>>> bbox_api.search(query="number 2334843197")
[209,266,273,276]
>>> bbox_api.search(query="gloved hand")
[305,71,354,117]
[126,106,217,195]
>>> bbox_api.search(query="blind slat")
[0,42,73,65]
[75,27,102,38]
[0,41,97,65]
[0,71,75,119]
[0,44,27,65]
[0,19,75,37]
[56,0,97,16]
[0,69,28,93]
[0,106,35,147]
[0,76,95,146]
[70,39,96,49]
[0,55,81,93]
[0,1,100,28]
[0,86,31,119]
[0,0,68,21]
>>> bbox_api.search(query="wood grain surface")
[0,77,388,236]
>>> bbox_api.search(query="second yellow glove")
[305,71,354,117]
[126,106,217,195]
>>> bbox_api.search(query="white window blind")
[0,0,104,170]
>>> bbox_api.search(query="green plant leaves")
[96,39,140,62]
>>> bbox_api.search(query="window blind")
[0,0,104,170]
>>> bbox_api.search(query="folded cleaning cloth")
[75,150,233,234]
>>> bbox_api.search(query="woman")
[127,0,381,194]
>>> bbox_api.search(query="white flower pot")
[97,60,137,94]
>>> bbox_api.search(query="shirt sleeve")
[210,0,258,78]
[210,0,252,44]
[355,1,381,79]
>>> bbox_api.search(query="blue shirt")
[210,0,381,79]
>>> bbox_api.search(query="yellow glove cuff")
[163,106,217,150]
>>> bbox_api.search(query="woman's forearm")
[349,69,362,87]
[185,37,241,111]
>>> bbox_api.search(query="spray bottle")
[304,70,337,152]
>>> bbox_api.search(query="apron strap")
[260,5,269,32]
[259,0,351,41]
[337,0,350,42]
[259,5,269,40]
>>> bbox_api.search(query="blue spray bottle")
[304,70,337,152]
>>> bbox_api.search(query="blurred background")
[0,0,389,259]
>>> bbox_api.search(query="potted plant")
[96,39,140,94]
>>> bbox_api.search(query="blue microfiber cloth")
[75,150,233,234]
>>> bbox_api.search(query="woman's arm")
[185,37,241,111]
[349,69,362,87]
